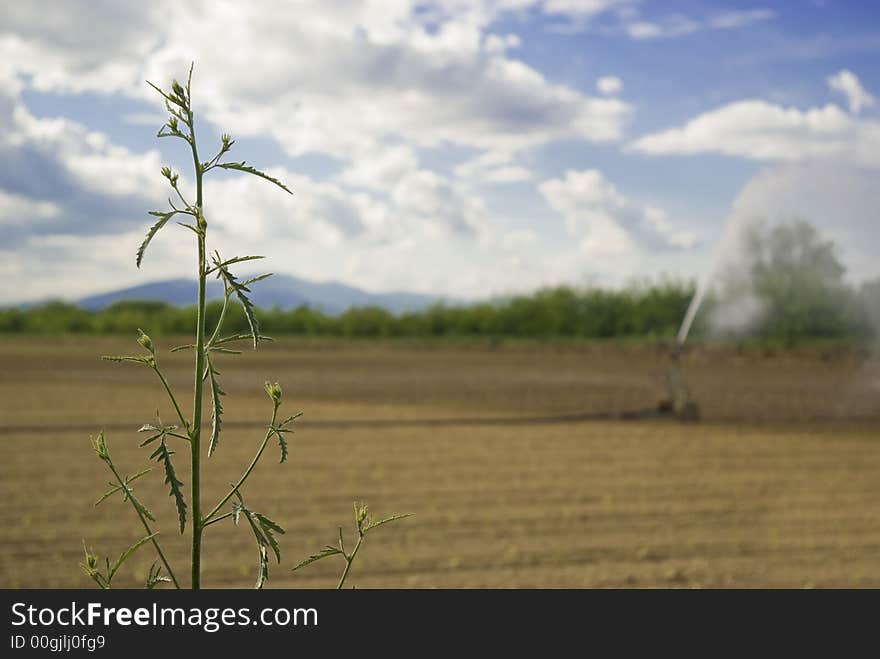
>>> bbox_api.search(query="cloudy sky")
[1,0,879,304]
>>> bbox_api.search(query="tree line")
[2,221,877,343]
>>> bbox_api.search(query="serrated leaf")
[125,468,153,484]
[109,533,157,580]
[137,211,174,268]
[208,346,242,355]
[95,484,123,506]
[364,513,413,534]
[241,507,272,589]
[212,254,261,349]
[213,333,275,346]
[101,355,154,366]
[255,544,269,590]
[207,358,225,457]
[127,490,156,523]
[169,343,196,353]
[145,562,171,590]
[150,442,187,533]
[290,546,343,572]
[271,428,288,463]
[240,273,273,287]
[216,161,293,194]
[205,255,264,275]
[138,432,164,447]
[254,513,285,563]
[279,411,304,428]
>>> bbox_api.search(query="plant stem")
[203,404,279,523]
[187,96,205,591]
[153,366,190,432]
[106,461,180,589]
[337,534,364,590]
[202,511,233,528]
[206,285,231,347]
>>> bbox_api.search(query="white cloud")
[484,33,521,55]
[625,16,701,40]
[828,69,875,114]
[538,169,696,255]
[454,150,533,183]
[338,146,420,192]
[0,64,165,244]
[628,99,880,166]
[0,189,59,229]
[543,2,776,38]
[542,0,634,18]
[708,9,776,30]
[0,2,632,158]
[596,76,623,95]
[0,0,646,303]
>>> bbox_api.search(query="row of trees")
[0,284,694,339]
[2,221,877,343]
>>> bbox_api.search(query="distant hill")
[76,275,449,315]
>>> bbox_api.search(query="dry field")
[1,335,879,588]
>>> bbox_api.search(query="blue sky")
[1,0,879,304]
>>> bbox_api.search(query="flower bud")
[82,542,99,572]
[137,329,154,354]
[91,431,110,461]
[355,501,369,527]
[264,381,283,405]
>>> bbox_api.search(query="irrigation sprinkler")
[657,341,700,422]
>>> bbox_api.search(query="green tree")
[740,219,856,341]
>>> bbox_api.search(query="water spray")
[659,279,707,420]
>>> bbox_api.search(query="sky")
[1,0,879,304]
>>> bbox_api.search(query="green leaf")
[207,358,225,457]
[138,432,164,447]
[271,428,288,463]
[145,562,172,590]
[94,484,123,506]
[205,255,264,275]
[95,467,153,506]
[126,489,156,523]
[137,211,174,268]
[279,411,304,428]
[101,355,154,366]
[169,343,196,353]
[212,253,261,349]
[240,507,272,589]
[240,273,273,287]
[290,546,342,572]
[126,468,153,484]
[109,533,157,580]
[150,442,187,533]
[215,161,293,194]
[254,513,285,563]
[213,333,275,346]
[364,513,413,534]
[255,544,269,590]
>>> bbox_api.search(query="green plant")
[82,65,407,589]
[292,502,411,589]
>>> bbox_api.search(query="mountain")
[76,275,449,315]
